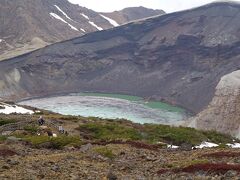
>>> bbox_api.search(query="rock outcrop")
[189,70,240,137]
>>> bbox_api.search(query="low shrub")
[142,124,206,145]
[0,136,7,142]
[201,130,233,144]
[24,135,82,149]
[0,119,16,126]
[78,123,142,141]
[24,125,39,134]
[94,147,115,159]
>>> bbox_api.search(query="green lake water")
[20,93,189,125]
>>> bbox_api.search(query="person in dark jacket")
[38,116,45,126]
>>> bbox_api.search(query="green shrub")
[0,136,7,142]
[201,130,233,144]
[24,135,82,149]
[94,147,115,159]
[142,124,207,145]
[78,123,142,141]
[24,136,50,146]
[49,136,82,149]
[24,125,39,134]
[0,119,16,126]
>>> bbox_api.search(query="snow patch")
[50,13,79,31]
[0,39,2,43]
[0,104,34,115]
[54,5,73,21]
[80,13,103,31]
[80,13,90,20]
[167,144,179,149]
[80,28,86,32]
[100,14,119,27]
[195,141,219,149]
[89,21,103,31]
[226,143,240,148]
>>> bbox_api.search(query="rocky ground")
[0,110,240,179]
[1,139,240,179]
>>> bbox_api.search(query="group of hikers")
[37,116,67,136]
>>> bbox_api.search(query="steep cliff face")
[0,2,239,113]
[189,70,240,137]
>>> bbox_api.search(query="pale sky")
[68,0,238,13]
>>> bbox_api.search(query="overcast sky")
[67,0,234,13]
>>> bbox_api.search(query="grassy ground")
[0,112,236,148]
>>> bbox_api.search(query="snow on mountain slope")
[100,14,119,27]
[50,13,79,31]
[54,5,73,21]
[80,13,90,20]
[81,13,103,30]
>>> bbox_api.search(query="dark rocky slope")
[0,2,239,113]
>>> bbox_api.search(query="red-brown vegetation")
[176,163,240,174]
[158,163,240,175]
[202,151,240,158]
[0,149,17,157]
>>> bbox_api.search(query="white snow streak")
[100,14,119,27]
[195,142,219,149]
[167,144,179,149]
[81,13,90,20]
[89,21,103,31]
[50,13,79,31]
[54,5,73,21]
[81,13,103,31]
[0,39,2,43]
[0,104,34,115]
[226,143,240,148]
[80,28,86,32]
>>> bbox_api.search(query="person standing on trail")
[58,125,64,134]
[38,116,45,126]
